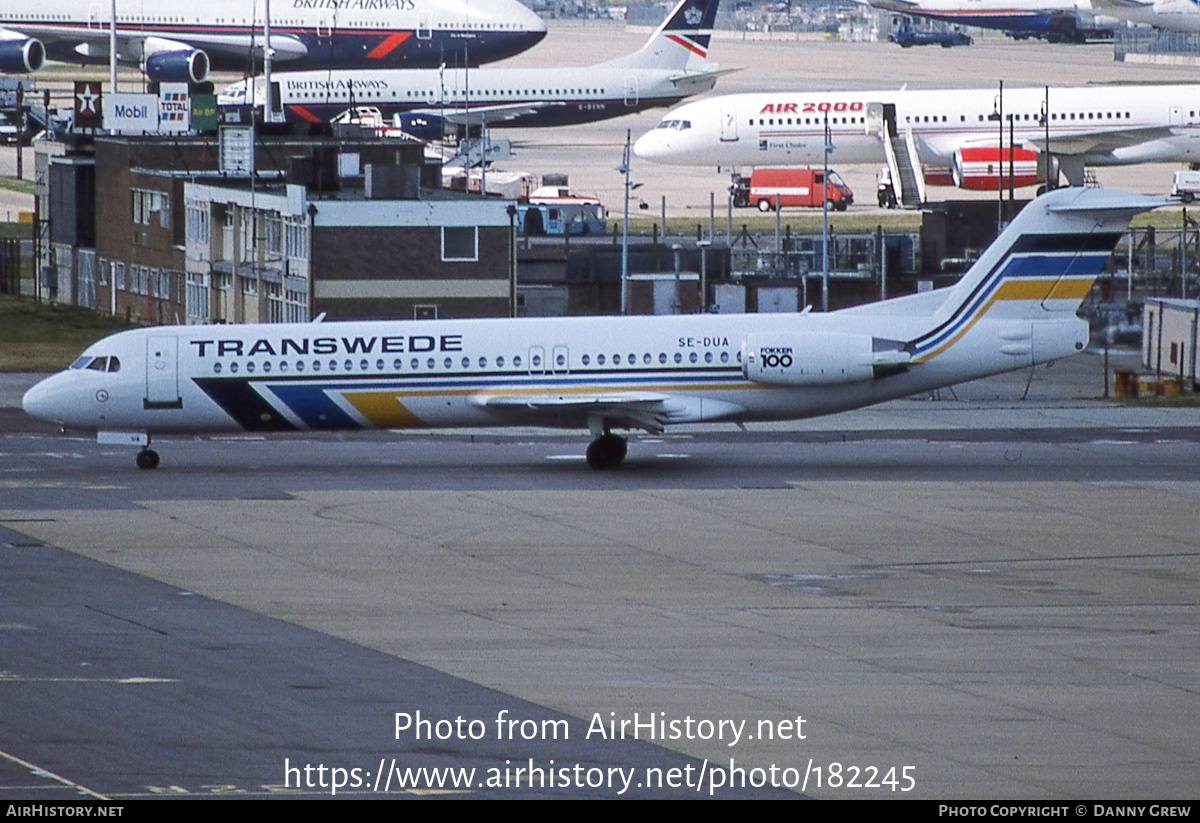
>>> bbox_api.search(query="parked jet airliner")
[633,85,1200,190]
[858,0,1117,43]
[1089,0,1200,32]
[23,188,1160,470]
[217,0,725,131]
[0,0,547,84]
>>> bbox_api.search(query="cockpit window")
[70,356,92,370]
[108,357,121,372]
[86,357,109,372]
[655,119,692,131]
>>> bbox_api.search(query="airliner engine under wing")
[633,85,1200,190]
[217,0,727,130]
[0,0,547,84]
[23,188,1160,471]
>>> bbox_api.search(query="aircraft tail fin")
[599,0,720,71]
[906,187,1162,364]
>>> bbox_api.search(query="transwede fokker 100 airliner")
[23,188,1159,470]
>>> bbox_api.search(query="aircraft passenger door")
[528,346,546,375]
[720,101,738,142]
[624,77,639,107]
[417,12,433,40]
[1171,106,1184,126]
[87,4,104,30]
[551,345,570,375]
[145,336,181,409]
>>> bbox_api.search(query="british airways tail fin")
[904,187,1163,363]
[598,0,720,72]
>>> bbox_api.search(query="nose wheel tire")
[585,434,627,470]
[136,449,160,470]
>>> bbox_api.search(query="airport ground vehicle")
[731,169,853,212]
[1171,170,1200,203]
[889,25,973,47]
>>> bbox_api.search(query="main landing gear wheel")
[585,433,627,470]
[136,448,160,470]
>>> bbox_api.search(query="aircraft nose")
[22,373,70,425]
[633,130,670,163]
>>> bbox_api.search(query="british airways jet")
[22,188,1160,470]
[218,0,726,131]
[0,0,547,85]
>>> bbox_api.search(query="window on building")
[441,226,478,262]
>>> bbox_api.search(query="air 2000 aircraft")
[634,85,1200,192]
[23,188,1160,471]
[217,0,726,131]
[0,0,547,84]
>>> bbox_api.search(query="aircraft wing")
[472,391,674,433]
[952,124,1178,157]
[0,23,309,62]
[414,101,561,126]
[1090,0,1156,9]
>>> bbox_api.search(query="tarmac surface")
[2,350,1198,799]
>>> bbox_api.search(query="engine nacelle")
[952,146,1040,191]
[144,49,210,84]
[0,38,46,74]
[393,112,447,142]
[742,332,884,386]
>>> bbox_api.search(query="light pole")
[617,129,640,315]
[822,109,834,312]
[988,80,1004,234]
[1041,86,1053,194]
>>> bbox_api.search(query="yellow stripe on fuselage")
[913,276,1094,364]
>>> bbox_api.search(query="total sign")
[104,93,159,134]
[159,83,191,133]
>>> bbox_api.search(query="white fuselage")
[228,64,716,128]
[1091,0,1200,31]
[633,85,1200,171]
[21,188,1161,469]
[0,0,547,71]
[20,302,1081,436]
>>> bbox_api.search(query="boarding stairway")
[881,125,925,209]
